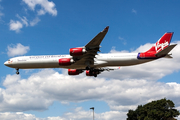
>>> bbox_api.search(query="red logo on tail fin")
[154,32,173,53]
[155,40,169,53]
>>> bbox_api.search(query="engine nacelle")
[69,48,86,56]
[68,69,82,75]
[59,58,74,66]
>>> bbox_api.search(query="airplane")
[4,26,177,77]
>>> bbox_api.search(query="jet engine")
[69,48,86,56]
[68,69,83,75]
[59,58,74,66]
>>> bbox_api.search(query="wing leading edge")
[85,26,109,50]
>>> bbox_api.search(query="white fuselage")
[4,53,154,69]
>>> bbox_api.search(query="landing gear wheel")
[16,68,19,75]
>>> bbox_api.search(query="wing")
[72,26,109,67]
[85,26,109,50]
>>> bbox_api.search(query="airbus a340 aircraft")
[4,26,177,77]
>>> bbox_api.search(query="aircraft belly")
[105,57,153,66]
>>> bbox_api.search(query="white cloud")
[1,69,180,111]
[0,110,127,120]
[0,112,37,120]
[0,70,180,119]
[22,0,57,16]
[30,17,40,26]
[61,107,126,120]
[9,20,23,33]
[118,36,127,45]
[16,14,29,27]
[0,111,178,120]
[9,0,57,33]
[110,46,129,53]
[9,15,29,32]
[132,9,137,14]
[9,15,41,32]
[7,43,30,57]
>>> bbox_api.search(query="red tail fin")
[147,32,173,53]
[138,32,173,59]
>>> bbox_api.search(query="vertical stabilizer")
[138,32,174,59]
[147,32,173,53]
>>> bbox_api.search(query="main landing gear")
[86,66,98,77]
[86,66,91,70]
[16,68,19,75]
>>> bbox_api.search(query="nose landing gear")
[16,68,19,75]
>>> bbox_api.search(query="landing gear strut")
[90,69,97,77]
[16,68,19,75]
[86,67,98,77]
[86,66,91,70]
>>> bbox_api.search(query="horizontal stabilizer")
[155,44,177,57]
[164,54,173,58]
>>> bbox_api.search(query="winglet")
[102,26,109,32]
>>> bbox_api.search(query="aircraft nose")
[4,61,13,67]
[4,61,8,66]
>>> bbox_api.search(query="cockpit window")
[8,59,10,61]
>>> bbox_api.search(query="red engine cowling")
[68,69,82,75]
[59,58,74,66]
[69,48,86,56]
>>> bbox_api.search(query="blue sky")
[0,0,180,119]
